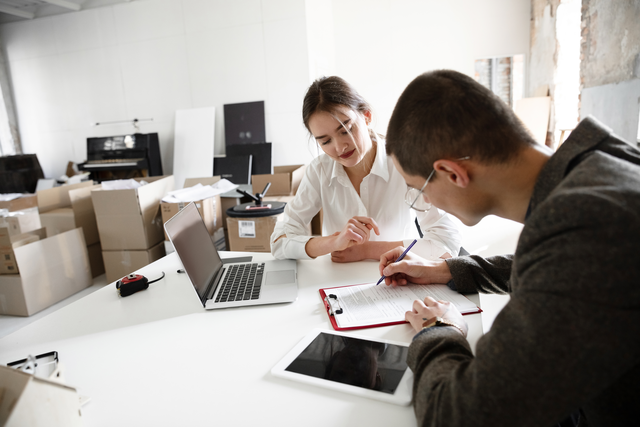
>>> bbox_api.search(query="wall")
[529,0,559,98]
[0,0,314,179]
[529,0,583,148]
[332,0,532,133]
[0,0,532,180]
[579,0,640,145]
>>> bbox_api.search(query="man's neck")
[488,144,553,223]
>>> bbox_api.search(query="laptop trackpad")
[266,270,295,285]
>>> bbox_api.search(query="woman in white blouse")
[271,76,461,262]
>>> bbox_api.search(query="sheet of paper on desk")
[328,283,480,329]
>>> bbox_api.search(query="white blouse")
[270,139,462,260]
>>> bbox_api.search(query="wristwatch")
[421,316,465,336]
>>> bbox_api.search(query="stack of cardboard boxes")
[92,176,174,283]
[0,224,45,275]
[37,181,104,278]
[0,190,92,316]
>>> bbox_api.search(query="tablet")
[271,329,413,406]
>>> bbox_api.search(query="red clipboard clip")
[323,294,343,316]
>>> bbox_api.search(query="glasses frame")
[405,156,471,212]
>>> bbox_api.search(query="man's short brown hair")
[386,70,537,178]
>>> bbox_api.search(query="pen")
[376,239,418,285]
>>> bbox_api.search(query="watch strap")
[421,316,464,336]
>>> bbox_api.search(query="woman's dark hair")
[386,69,537,178]
[302,76,372,133]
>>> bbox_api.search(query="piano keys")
[78,133,163,182]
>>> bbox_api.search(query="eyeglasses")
[405,169,435,212]
[404,156,470,212]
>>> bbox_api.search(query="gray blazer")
[407,116,640,427]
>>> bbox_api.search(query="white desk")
[0,252,483,427]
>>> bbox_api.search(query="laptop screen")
[164,203,223,302]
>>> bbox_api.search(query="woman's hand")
[331,244,368,263]
[304,216,380,259]
[378,246,453,286]
[405,296,468,336]
[332,216,380,252]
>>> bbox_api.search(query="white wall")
[332,0,531,133]
[0,0,314,179]
[0,0,531,180]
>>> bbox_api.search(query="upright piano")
[78,133,163,182]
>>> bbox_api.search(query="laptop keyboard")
[214,263,265,303]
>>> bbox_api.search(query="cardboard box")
[0,194,37,212]
[252,165,305,196]
[183,176,220,187]
[102,240,166,283]
[39,208,75,237]
[92,176,175,251]
[0,365,82,427]
[68,184,101,245]
[38,184,101,245]
[0,249,18,275]
[161,177,223,240]
[221,197,240,229]
[87,242,105,278]
[0,228,91,316]
[311,208,323,236]
[0,208,42,236]
[36,182,101,246]
[0,227,46,274]
[226,215,283,252]
[36,181,94,214]
[161,198,221,240]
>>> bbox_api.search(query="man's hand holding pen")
[378,246,453,286]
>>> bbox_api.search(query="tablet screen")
[284,332,409,394]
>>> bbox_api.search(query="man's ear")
[433,159,470,188]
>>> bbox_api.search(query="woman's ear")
[433,159,470,188]
[363,110,372,125]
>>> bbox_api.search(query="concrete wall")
[580,0,640,88]
[581,79,640,143]
[579,0,640,145]
[529,0,560,98]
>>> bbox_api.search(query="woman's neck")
[344,136,377,194]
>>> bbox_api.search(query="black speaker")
[213,155,253,184]
[223,101,266,146]
[0,154,45,193]
[226,142,272,175]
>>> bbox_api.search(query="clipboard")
[319,283,482,331]
[319,285,410,331]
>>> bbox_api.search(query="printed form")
[325,283,479,329]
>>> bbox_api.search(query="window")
[474,54,525,109]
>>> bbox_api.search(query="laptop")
[164,202,298,309]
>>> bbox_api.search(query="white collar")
[329,135,389,188]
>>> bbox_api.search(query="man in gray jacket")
[380,69,640,426]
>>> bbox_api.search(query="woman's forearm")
[304,235,339,258]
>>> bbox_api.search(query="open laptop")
[164,202,298,309]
